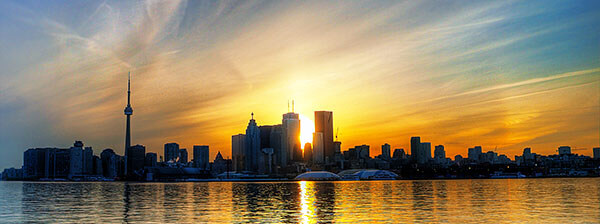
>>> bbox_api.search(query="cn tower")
[124,72,133,175]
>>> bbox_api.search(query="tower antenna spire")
[127,71,131,106]
[288,100,290,112]
[292,100,294,112]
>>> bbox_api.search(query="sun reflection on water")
[299,181,317,224]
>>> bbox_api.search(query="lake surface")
[0,178,599,223]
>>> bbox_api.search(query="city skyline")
[1,1,600,170]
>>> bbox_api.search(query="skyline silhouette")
[1,1,599,171]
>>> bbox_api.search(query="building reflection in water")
[9,179,600,223]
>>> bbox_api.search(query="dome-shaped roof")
[338,169,398,180]
[295,171,341,181]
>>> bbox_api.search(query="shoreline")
[3,176,598,183]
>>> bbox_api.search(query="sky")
[0,0,599,170]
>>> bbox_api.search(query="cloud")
[0,0,599,169]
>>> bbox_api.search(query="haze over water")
[1,178,598,223]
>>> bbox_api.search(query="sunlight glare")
[299,114,315,149]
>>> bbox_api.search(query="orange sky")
[0,1,599,169]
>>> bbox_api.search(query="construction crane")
[335,127,340,141]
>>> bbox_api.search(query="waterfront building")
[468,146,483,162]
[259,125,273,150]
[1,168,22,180]
[393,148,405,159]
[127,144,146,177]
[282,111,301,163]
[411,137,421,163]
[269,125,284,169]
[434,145,445,162]
[381,143,391,160]
[100,149,119,178]
[421,142,432,164]
[304,143,313,163]
[193,145,210,170]
[334,141,343,162]
[69,141,85,179]
[145,152,157,167]
[314,111,334,163]
[523,148,534,160]
[356,145,370,159]
[179,148,188,164]
[83,147,93,175]
[164,143,180,163]
[211,152,229,176]
[93,155,102,176]
[558,146,571,155]
[313,132,324,164]
[231,134,245,171]
[455,155,464,164]
[245,113,261,172]
[23,148,46,180]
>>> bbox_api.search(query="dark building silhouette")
[259,125,273,149]
[193,145,210,170]
[304,143,313,163]
[393,148,406,159]
[179,148,188,164]
[23,148,49,180]
[93,155,102,176]
[231,134,245,172]
[314,111,334,163]
[145,152,157,167]
[245,113,261,172]
[411,137,421,163]
[434,145,445,162]
[269,125,283,169]
[100,149,119,179]
[164,143,180,163]
[127,144,146,178]
[282,111,301,164]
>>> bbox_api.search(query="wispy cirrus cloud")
[0,0,599,169]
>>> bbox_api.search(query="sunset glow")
[0,1,598,170]
[299,114,315,149]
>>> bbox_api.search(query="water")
[0,178,599,223]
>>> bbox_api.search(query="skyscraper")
[124,72,133,176]
[145,152,157,167]
[421,142,431,163]
[304,143,313,163]
[314,111,334,163]
[193,145,209,170]
[282,112,301,163]
[594,147,600,159]
[179,148,188,164]
[558,146,571,155]
[269,125,283,168]
[434,145,445,162]
[127,144,146,177]
[245,113,261,172]
[164,143,180,162]
[69,141,84,179]
[468,146,483,162]
[410,137,421,163]
[313,132,324,164]
[231,134,245,172]
[393,148,405,159]
[101,149,118,178]
[381,143,391,159]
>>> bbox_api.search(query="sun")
[299,114,315,149]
